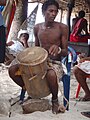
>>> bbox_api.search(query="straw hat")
[17,29,29,39]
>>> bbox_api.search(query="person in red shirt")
[70,10,90,43]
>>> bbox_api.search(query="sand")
[0,65,90,120]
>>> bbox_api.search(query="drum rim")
[16,47,48,66]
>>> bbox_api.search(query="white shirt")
[8,40,25,56]
[77,61,90,74]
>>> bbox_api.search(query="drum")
[17,47,50,98]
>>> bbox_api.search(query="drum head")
[17,47,48,66]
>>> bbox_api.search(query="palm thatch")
[30,0,90,13]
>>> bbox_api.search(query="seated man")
[33,0,68,114]
[70,10,90,43]
[73,56,90,101]
[5,29,29,64]
[9,0,68,114]
[8,29,29,101]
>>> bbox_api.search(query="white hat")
[17,29,29,39]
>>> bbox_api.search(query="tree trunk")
[67,0,75,40]
[8,0,28,41]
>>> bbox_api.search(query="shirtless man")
[34,0,69,114]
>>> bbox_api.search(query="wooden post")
[60,8,63,22]
[67,0,75,40]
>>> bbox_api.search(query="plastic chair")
[62,46,77,110]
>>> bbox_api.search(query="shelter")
[1,0,90,41]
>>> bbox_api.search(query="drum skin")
[17,47,51,98]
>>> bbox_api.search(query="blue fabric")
[20,89,26,101]
[62,62,71,110]
[0,6,4,12]
[62,46,77,110]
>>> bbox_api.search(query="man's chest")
[38,28,61,44]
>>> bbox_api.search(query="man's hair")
[78,10,85,18]
[42,0,59,14]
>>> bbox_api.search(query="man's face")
[20,33,29,43]
[44,5,58,22]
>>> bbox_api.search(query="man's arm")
[0,0,6,6]
[83,19,89,34]
[60,24,69,57]
[33,24,40,46]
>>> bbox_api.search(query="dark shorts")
[0,25,6,63]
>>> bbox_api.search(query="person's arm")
[83,19,89,35]
[60,24,69,57]
[0,0,6,6]
[33,24,40,46]
[6,41,14,46]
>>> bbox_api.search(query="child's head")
[18,29,29,41]
[18,29,29,47]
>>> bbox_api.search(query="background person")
[5,29,29,64]
[70,10,90,43]
[8,29,29,102]
[73,56,90,101]
[0,0,6,63]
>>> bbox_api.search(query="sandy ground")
[0,65,90,120]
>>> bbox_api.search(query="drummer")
[33,0,68,114]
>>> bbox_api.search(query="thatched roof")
[30,0,90,13]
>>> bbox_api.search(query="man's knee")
[8,65,18,78]
[47,69,56,78]
[73,66,78,75]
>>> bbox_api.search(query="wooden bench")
[68,41,89,57]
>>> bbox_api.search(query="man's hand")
[49,45,61,56]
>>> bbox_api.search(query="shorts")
[47,59,64,82]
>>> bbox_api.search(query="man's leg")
[73,66,90,100]
[0,26,6,63]
[46,69,65,114]
[8,64,25,88]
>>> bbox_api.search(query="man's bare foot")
[80,94,90,101]
[52,99,66,114]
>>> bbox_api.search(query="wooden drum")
[17,47,50,98]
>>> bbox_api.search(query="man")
[5,29,29,64]
[34,0,68,114]
[73,56,90,101]
[0,0,6,63]
[70,10,90,43]
[8,29,29,101]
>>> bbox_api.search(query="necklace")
[41,23,53,30]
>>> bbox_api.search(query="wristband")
[58,47,61,54]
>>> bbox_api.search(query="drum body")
[17,47,50,98]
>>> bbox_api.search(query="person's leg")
[8,64,25,88]
[46,69,65,114]
[73,66,90,100]
[0,26,6,63]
